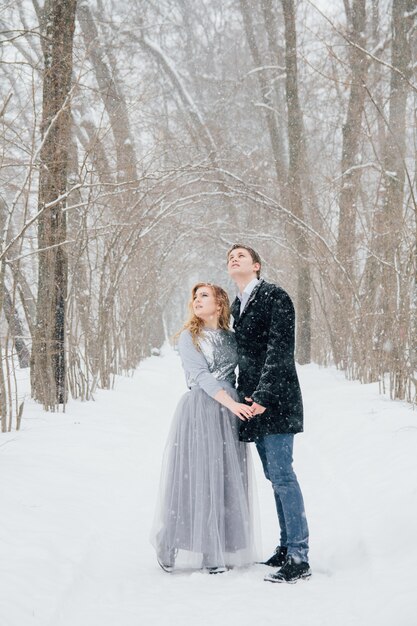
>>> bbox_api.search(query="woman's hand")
[230,401,254,421]
[214,389,253,421]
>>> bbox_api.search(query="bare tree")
[371,0,415,398]
[77,2,138,184]
[31,0,77,409]
[333,0,368,369]
[239,0,287,190]
[281,0,311,364]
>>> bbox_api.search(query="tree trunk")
[334,0,368,369]
[77,2,138,185]
[31,0,77,408]
[281,0,311,364]
[3,286,30,368]
[375,0,414,396]
[239,0,287,190]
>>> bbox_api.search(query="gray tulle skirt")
[151,383,260,570]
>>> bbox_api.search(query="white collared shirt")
[237,277,260,315]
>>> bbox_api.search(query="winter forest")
[1,0,416,427]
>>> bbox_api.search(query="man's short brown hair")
[227,243,262,279]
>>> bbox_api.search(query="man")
[227,244,311,583]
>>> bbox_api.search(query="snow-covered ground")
[0,347,416,626]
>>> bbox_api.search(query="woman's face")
[192,286,219,321]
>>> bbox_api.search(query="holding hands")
[215,389,266,421]
[245,397,267,416]
[230,401,255,421]
[230,397,267,422]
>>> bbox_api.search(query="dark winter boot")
[202,553,227,574]
[260,545,288,567]
[264,556,311,583]
[206,566,227,575]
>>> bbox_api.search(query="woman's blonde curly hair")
[177,283,231,347]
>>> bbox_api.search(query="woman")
[151,283,259,573]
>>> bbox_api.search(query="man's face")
[227,248,260,280]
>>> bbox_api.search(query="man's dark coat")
[231,279,304,442]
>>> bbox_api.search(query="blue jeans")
[255,433,309,563]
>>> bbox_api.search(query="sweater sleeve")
[251,289,296,407]
[178,330,224,399]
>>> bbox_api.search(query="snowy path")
[0,349,416,626]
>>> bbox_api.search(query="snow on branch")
[127,27,217,158]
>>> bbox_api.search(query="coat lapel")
[231,297,240,326]
[232,279,264,327]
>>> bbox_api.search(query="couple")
[151,244,310,583]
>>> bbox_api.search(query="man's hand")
[245,397,266,416]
